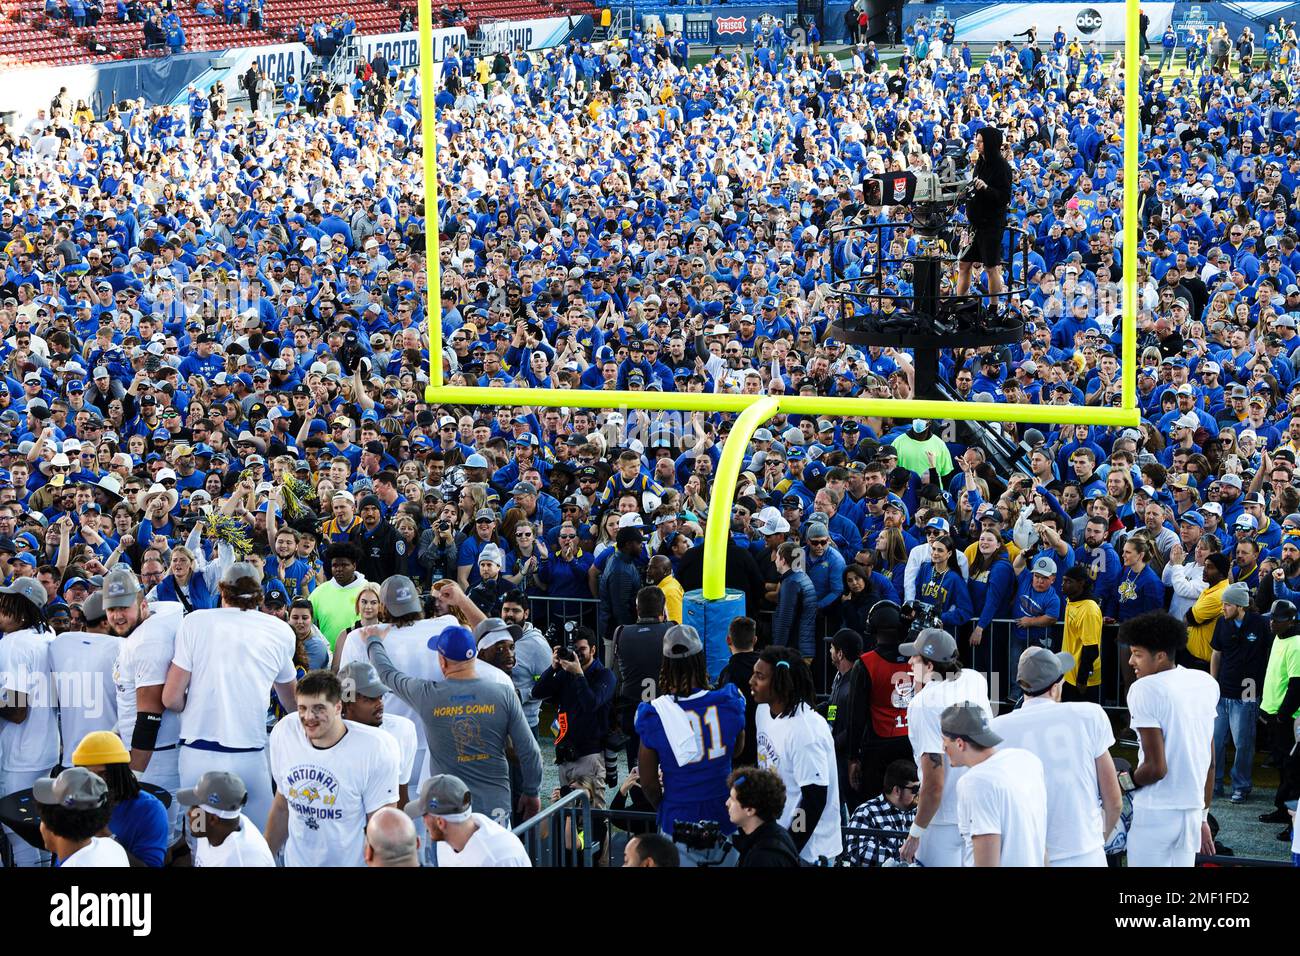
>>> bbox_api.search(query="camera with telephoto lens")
[675,820,725,851]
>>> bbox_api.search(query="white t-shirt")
[0,627,59,774]
[380,713,418,786]
[906,668,992,827]
[48,630,121,761]
[1127,666,1219,811]
[435,812,531,867]
[61,836,130,868]
[956,747,1048,867]
[193,814,275,867]
[338,615,514,754]
[991,698,1114,861]
[269,714,400,868]
[172,607,296,748]
[755,702,842,863]
[114,603,185,752]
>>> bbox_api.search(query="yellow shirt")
[1063,597,1102,687]
[659,575,684,624]
[964,541,1022,566]
[1187,579,1227,662]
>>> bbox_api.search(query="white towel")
[651,696,701,766]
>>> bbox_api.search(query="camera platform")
[826,220,1030,399]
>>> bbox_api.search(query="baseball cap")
[33,766,109,810]
[430,624,476,661]
[1016,646,1076,694]
[473,617,514,650]
[404,773,472,821]
[338,660,389,698]
[663,624,704,659]
[0,576,47,608]
[220,561,263,591]
[380,575,422,616]
[176,771,249,820]
[940,702,1003,748]
[1032,556,1058,577]
[899,627,959,664]
[1179,511,1205,528]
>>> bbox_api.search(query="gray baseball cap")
[940,702,1003,748]
[380,575,422,616]
[663,624,704,659]
[81,590,106,624]
[101,568,140,609]
[405,773,472,820]
[0,576,47,609]
[33,766,109,810]
[176,770,248,819]
[1031,556,1058,577]
[1222,582,1251,607]
[1017,646,1076,694]
[220,561,264,588]
[338,660,388,698]
[473,616,513,650]
[899,627,959,664]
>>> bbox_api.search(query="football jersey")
[0,627,59,773]
[114,603,185,753]
[172,607,297,748]
[48,630,121,760]
[635,684,746,836]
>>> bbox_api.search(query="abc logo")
[1075,8,1103,33]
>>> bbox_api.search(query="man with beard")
[105,568,187,837]
[338,660,418,808]
[845,600,917,803]
[500,592,551,740]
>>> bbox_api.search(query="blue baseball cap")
[1179,511,1205,528]
[430,625,477,661]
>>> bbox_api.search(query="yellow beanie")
[72,731,130,766]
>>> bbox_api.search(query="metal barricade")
[527,594,599,637]
[511,789,593,868]
[973,619,1128,712]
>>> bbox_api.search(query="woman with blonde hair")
[330,581,384,670]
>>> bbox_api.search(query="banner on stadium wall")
[903,2,1174,42]
[474,14,593,54]
[353,28,468,69]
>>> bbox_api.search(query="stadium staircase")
[1,0,597,70]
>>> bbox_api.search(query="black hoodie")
[967,126,1013,228]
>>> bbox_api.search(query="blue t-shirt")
[108,790,170,867]
[634,684,746,836]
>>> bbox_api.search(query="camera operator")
[532,626,616,809]
[956,126,1012,301]
[725,767,800,868]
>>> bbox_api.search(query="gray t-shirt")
[366,637,542,821]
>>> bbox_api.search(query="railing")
[526,593,599,638]
[511,788,593,867]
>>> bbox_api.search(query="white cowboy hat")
[141,482,179,513]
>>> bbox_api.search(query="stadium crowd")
[0,14,1295,868]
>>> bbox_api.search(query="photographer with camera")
[533,625,616,810]
[956,126,1012,301]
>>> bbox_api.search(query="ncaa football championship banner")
[904,2,1174,43]
[474,14,594,54]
